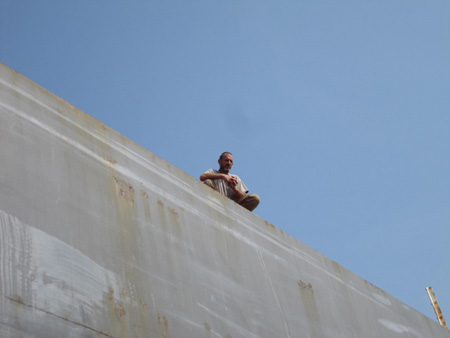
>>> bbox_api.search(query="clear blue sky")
[2,0,449,322]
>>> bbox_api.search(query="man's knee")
[248,194,260,210]
[239,194,260,212]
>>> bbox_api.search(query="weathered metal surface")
[1,62,449,338]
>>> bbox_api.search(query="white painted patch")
[378,318,422,338]
[372,293,392,306]
[0,209,121,323]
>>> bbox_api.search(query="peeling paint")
[0,209,122,325]
[378,318,422,337]
[372,293,392,306]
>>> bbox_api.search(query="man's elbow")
[199,174,207,181]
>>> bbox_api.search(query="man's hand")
[226,176,246,199]
[224,175,238,187]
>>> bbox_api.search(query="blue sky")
[2,0,449,322]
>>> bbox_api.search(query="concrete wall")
[0,62,448,338]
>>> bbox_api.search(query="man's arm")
[200,172,227,182]
[200,172,243,197]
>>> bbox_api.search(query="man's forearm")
[200,172,226,181]
[200,172,247,199]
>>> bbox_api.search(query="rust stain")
[264,220,277,231]
[97,122,108,132]
[142,191,152,224]
[204,322,212,338]
[113,176,135,202]
[298,279,324,337]
[134,299,149,336]
[331,260,344,277]
[298,280,313,292]
[426,286,447,327]
[107,287,128,337]
[204,322,211,331]
[119,133,129,144]
[10,294,24,305]
[106,156,117,165]
[157,199,166,222]
[157,314,169,338]
[263,220,284,235]
[363,279,378,289]
[168,207,179,222]
[108,287,114,302]
[120,288,128,298]
[114,303,126,319]
[157,198,181,225]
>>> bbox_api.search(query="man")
[200,152,260,212]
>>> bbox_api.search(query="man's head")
[218,152,233,174]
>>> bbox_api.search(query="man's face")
[218,154,234,174]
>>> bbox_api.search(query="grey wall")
[1,63,448,338]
